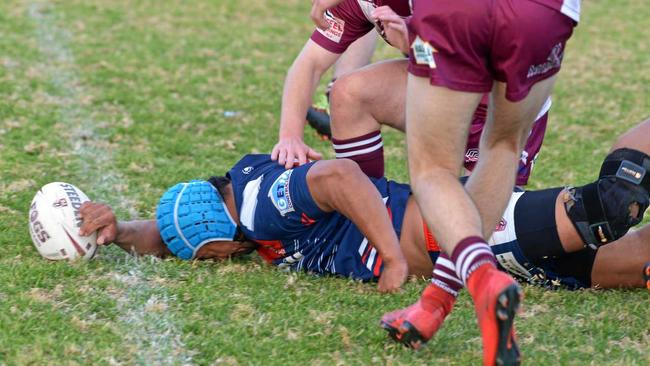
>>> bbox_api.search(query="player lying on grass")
[78,119,650,294]
[274,0,550,186]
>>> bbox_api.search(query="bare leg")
[332,31,378,79]
[591,224,650,288]
[609,118,650,153]
[405,74,483,252]
[330,59,408,139]
[467,76,558,239]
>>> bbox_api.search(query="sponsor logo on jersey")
[465,148,479,162]
[317,10,345,43]
[412,36,436,69]
[268,170,294,216]
[527,42,564,78]
[242,166,254,175]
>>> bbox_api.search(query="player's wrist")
[382,252,408,267]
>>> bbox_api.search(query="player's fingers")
[371,6,394,20]
[297,149,307,166]
[80,205,114,236]
[308,148,323,161]
[284,150,296,169]
[97,224,117,245]
[78,204,105,235]
[277,148,287,166]
[271,145,280,160]
[310,1,329,30]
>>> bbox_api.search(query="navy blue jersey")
[226,155,411,281]
[223,155,592,289]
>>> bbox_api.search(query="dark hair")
[208,175,247,242]
[208,176,231,198]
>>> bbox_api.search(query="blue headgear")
[156,180,238,260]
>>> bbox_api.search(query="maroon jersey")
[310,0,411,54]
[529,0,581,21]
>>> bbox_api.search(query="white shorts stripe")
[366,248,377,271]
[358,238,368,256]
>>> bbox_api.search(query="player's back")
[226,154,411,280]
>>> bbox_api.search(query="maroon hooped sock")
[331,130,384,178]
[450,236,497,285]
[430,252,464,298]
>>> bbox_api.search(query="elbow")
[318,159,365,185]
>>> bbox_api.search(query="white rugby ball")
[28,182,97,261]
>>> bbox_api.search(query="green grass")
[1,0,649,364]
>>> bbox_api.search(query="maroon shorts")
[408,0,576,101]
[464,97,551,185]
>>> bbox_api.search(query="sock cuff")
[450,236,486,262]
[451,236,496,285]
[332,131,383,159]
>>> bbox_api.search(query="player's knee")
[610,118,650,153]
[312,159,363,183]
[330,158,363,179]
[330,72,367,109]
[565,148,650,249]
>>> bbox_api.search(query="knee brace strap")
[565,148,650,249]
[599,148,650,191]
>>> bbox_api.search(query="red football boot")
[467,264,523,366]
[380,284,455,349]
[643,262,650,291]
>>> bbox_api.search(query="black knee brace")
[565,148,650,249]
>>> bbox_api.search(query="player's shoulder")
[228,154,279,179]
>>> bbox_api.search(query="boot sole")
[494,284,522,366]
[381,319,428,350]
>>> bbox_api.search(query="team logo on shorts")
[527,42,564,78]
[412,36,436,69]
[465,148,479,162]
[317,10,345,43]
[242,166,254,175]
[268,170,294,216]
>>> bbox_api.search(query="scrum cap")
[156,180,238,259]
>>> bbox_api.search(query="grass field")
[1,0,649,364]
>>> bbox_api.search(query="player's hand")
[311,0,345,30]
[78,201,118,245]
[372,6,410,54]
[377,256,408,293]
[271,137,323,169]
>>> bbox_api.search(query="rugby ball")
[28,182,97,261]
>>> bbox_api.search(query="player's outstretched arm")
[78,202,171,257]
[306,159,408,292]
[272,40,339,169]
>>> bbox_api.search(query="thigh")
[484,77,557,150]
[331,58,409,137]
[406,74,482,173]
[591,228,650,288]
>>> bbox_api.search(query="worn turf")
[0,0,648,364]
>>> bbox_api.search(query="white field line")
[28,2,194,364]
